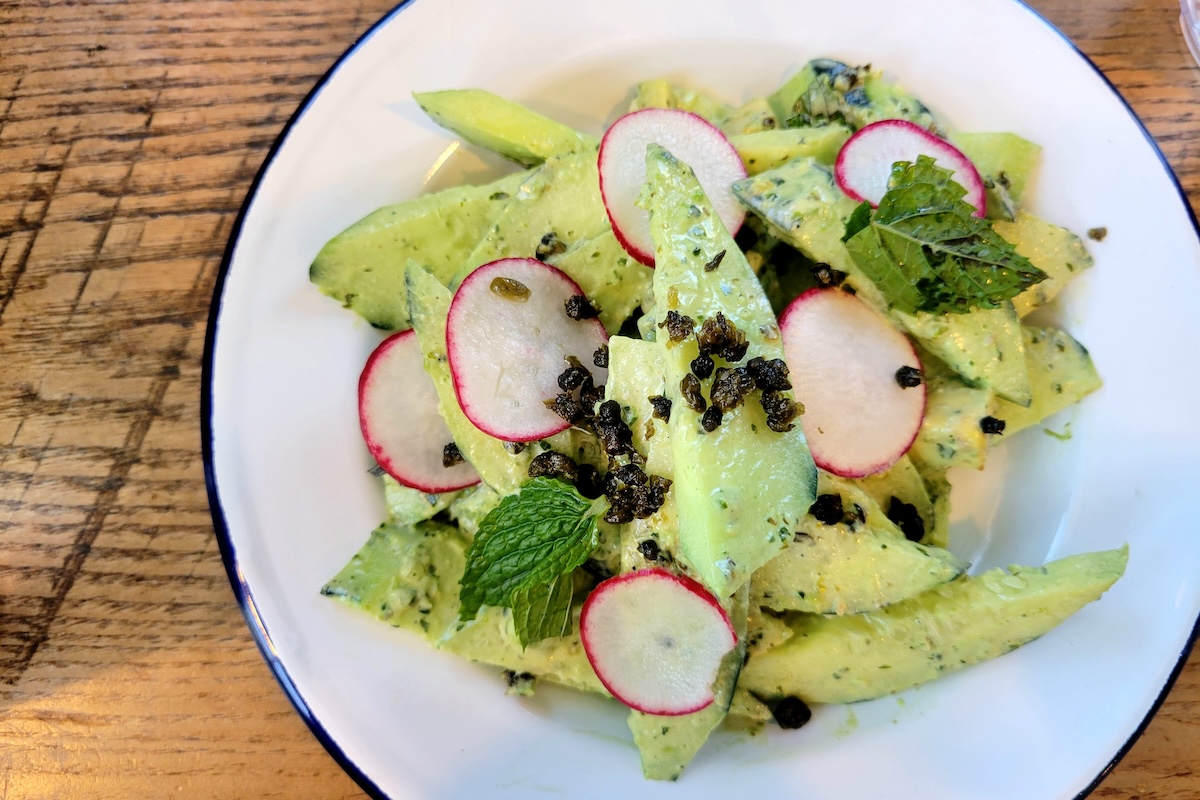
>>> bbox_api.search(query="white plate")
[203,0,1200,797]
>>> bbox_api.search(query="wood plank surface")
[0,0,1196,797]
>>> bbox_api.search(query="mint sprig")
[458,477,598,646]
[843,156,1046,315]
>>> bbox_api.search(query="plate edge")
[200,2,421,799]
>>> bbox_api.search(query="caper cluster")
[666,311,800,434]
[533,357,672,522]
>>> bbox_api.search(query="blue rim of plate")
[201,2,1200,798]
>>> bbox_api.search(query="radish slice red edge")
[446,258,609,442]
[779,288,926,478]
[358,329,481,494]
[834,119,987,217]
[598,108,748,266]
[580,568,737,716]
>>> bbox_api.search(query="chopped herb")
[1043,423,1073,442]
[894,365,923,389]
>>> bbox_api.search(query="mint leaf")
[844,156,1045,315]
[511,572,574,647]
[458,478,597,624]
[841,201,873,243]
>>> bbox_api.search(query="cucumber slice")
[310,170,529,331]
[731,126,851,175]
[414,89,598,166]
[739,547,1128,704]
[321,521,466,640]
[405,264,534,494]
[750,472,965,615]
[993,326,1102,436]
[646,144,818,597]
[455,153,612,283]
[628,78,735,126]
[995,212,1095,318]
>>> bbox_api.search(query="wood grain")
[0,0,1195,797]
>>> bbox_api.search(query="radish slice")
[358,330,481,493]
[599,109,747,266]
[835,119,987,216]
[581,569,737,716]
[779,288,926,478]
[447,258,609,442]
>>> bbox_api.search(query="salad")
[312,59,1126,780]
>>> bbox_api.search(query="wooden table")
[0,0,1196,797]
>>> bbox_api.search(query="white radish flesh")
[779,288,926,478]
[580,569,737,716]
[358,330,481,493]
[599,109,747,266]
[447,258,608,442]
[835,119,987,216]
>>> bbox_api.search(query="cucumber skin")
[739,547,1127,704]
